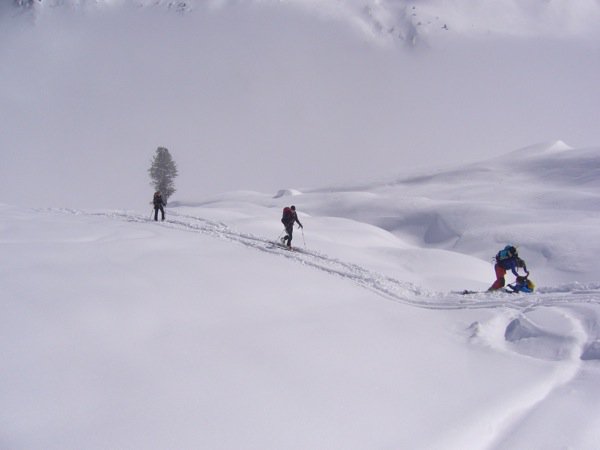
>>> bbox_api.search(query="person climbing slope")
[280,205,303,248]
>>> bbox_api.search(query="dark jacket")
[281,207,302,227]
[153,193,165,208]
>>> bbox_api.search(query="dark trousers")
[154,205,165,221]
[283,223,294,246]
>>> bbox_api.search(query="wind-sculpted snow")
[581,341,600,361]
[301,143,600,287]
[505,316,581,361]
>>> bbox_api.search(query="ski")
[266,240,295,251]
[454,289,520,295]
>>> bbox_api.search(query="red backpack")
[282,207,293,223]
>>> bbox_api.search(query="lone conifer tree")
[148,146,178,202]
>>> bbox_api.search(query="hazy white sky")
[1,1,599,208]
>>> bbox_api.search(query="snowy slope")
[2,143,600,448]
[1,210,600,449]
[297,141,600,286]
[1,1,600,447]
[179,141,600,287]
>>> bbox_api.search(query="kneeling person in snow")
[488,245,529,291]
[281,205,303,248]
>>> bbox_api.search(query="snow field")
[3,197,600,448]
[1,1,600,447]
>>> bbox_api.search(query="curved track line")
[56,209,600,311]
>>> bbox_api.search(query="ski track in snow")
[56,208,600,312]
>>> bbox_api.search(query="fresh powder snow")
[1,1,600,449]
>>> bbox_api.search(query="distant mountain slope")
[1,0,598,210]
[7,0,600,42]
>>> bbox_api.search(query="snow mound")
[581,341,600,361]
[423,213,459,244]
[504,317,577,361]
[505,318,542,341]
[515,140,573,156]
[273,189,302,199]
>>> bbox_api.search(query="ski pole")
[301,227,306,249]
[274,229,284,244]
[150,209,154,220]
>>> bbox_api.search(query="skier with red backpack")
[280,205,303,248]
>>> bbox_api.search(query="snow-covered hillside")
[300,141,600,286]
[2,142,600,449]
[1,1,600,447]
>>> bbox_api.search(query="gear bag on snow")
[509,276,535,293]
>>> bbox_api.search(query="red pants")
[489,264,506,290]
